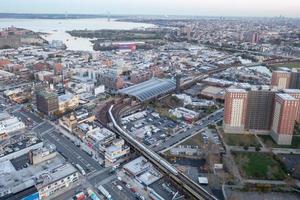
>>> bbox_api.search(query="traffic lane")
[12,111,35,127]
[103,181,137,200]
[33,122,54,135]
[49,131,103,171]
[43,131,94,173]
[20,108,43,124]
[88,170,114,186]
[43,131,103,172]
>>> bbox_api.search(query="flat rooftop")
[0,155,66,197]
[276,93,296,101]
[0,136,42,158]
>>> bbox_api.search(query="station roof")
[119,78,176,102]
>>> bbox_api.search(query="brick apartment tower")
[283,89,300,123]
[223,89,248,133]
[271,93,299,145]
[271,71,291,89]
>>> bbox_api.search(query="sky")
[0,0,300,18]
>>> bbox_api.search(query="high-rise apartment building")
[36,91,59,116]
[271,71,291,89]
[289,69,300,89]
[223,89,248,133]
[245,90,275,132]
[223,88,300,145]
[283,89,300,123]
[271,93,299,145]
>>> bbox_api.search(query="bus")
[87,189,100,200]
[75,164,86,176]
[97,185,112,200]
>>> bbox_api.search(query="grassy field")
[259,135,300,149]
[271,61,300,69]
[233,152,286,180]
[222,132,260,147]
[180,133,204,147]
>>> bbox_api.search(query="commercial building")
[97,70,124,91]
[29,145,57,165]
[223,89,248,133]
[0,136,43,162]
[59,109,95,133]
[36,164,79,199]
[58,93,79,113]
[271,93,299,145]
[104,139,130,167]
[0,116,26,135]
[36,91,59,115]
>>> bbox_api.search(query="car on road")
[117,185,123,191]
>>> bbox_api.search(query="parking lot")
[149,178,186,200]
[121,109,188,147]
[201,128,222,145]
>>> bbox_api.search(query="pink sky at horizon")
[1,0,299,17]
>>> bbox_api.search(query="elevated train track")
[108,105,218,200]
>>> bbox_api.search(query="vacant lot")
[259,135,300,149]
[233,152,286,180]
[181,133,204,147]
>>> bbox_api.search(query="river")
[0,18,156,51]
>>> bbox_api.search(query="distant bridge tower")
[65,12,68,19]
[107,12,111,22]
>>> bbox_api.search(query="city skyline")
[1,0,300,18]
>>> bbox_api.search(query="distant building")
[271,93,299,145]
[97,71,124,91]
[54,63,63,75]
[290,71,300,89]
[271,71,291,89]
[223,89,248,133]
[36,91,59,116]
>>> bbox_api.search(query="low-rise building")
[29,145,57,165]
[0,136,43,162]
[58,93,79,113]
[105,139,130,167]
[36,164,79,199]
[0,116,25,135]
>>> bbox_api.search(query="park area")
[233,152,287,180]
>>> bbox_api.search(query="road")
[153,109,224,152]
[42,130,102,173]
